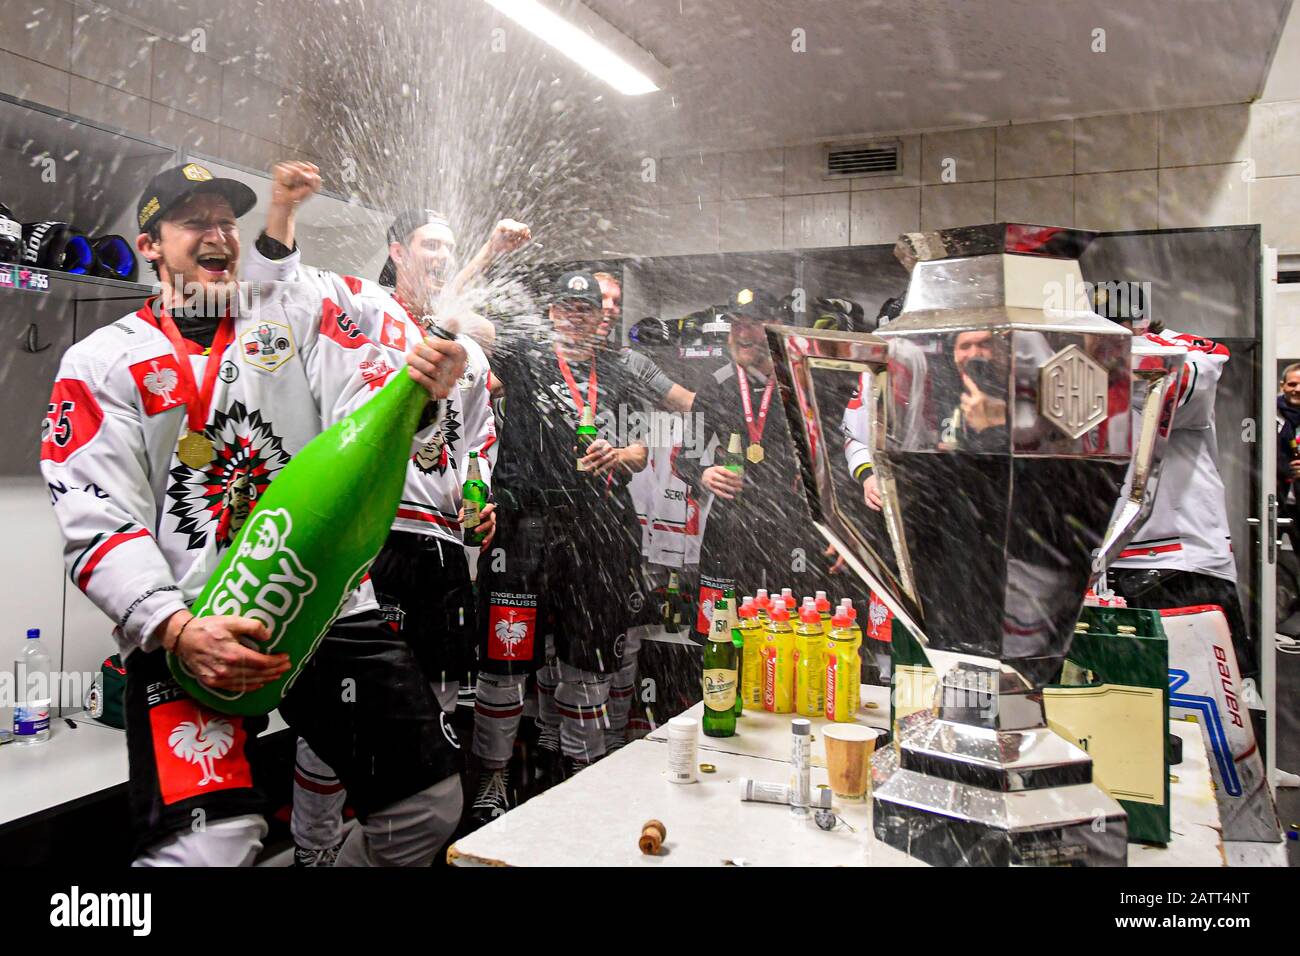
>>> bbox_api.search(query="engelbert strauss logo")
[202,508,317,654]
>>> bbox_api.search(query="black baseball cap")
[551,270,603,308]
[726,287,782,322]
[378,208,452,287]
[136,163,257,233]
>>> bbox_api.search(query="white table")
[0,709,287,830]
[449,711,1226,867]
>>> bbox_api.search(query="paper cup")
[823,724,882,800]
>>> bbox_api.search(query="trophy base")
[870,713,1129,866]
[872,769,1129,866]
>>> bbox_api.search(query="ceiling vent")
[824,141,901,179]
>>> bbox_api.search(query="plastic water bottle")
[13,628,51,746]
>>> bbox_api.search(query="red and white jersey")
[40,282,428,658]
[1110,329,1235,582]
[243,244,497,545]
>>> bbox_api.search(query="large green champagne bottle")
[168,368,432,715]
[702,597,738,737]
[461,451,489,546]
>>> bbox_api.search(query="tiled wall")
[0,0,331,185]
[566,102,1300,261]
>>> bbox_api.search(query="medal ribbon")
[150,300,236,436]
[735,365,774,446]
[555,345,599,419]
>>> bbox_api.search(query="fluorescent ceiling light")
[484,0,667,95]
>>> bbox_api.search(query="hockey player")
[243,161,524,863]
[41,163,467,866]
[1094,287,1251,683]
[469,270,651,824]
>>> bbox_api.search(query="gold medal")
[746,442,764,464]
[177,429,214,468]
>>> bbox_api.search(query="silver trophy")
[768,223,1185,866]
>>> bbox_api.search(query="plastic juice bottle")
[794,603,826,718]
[737,600,764,709]
[840,598,865,650]
[754,589,772,623]
[815,590,833,624]
[780,588,796,617]
[762,603,796,714]
[825,610,861,722]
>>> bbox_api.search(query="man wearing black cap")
[468,269,652,823]
[40,162,468,867]
[674,288,838,628]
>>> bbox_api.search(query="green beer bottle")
[722,431,745,478]
[575,405,598,471]
[725,586,743,717]
[663,570,683,633]
[703,596,738,737]
[461,451,489,546]
[169,366,436,716]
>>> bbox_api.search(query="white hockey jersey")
[242,244,497,545]
[1110,329,1235,582]
[40,282,429,658]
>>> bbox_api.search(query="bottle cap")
[27,628,39,639]
[800,605,820,624]
[831,611,852,629]
[781,588,794,603]
[756,588,769,600]
[791,718,811,735]
[469,451,478,459]
[738,603,757,619]
[815,590,831,612]
[770,604,790,623]
[741,595,754,607]
[668,715,697,733]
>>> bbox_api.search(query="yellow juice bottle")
[825,609,861,722]
[754,588,772,623]
[794,602,826,718]
[737,598,765,708]
[839,598,865,650]
[762,603,796,714]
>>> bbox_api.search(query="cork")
[639,819,667,855]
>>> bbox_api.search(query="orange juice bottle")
[794,602,826,717]
[737,598,765,708]
[762,602,796,713]
[825,609,861,722]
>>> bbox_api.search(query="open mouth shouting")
[196,251,233,278]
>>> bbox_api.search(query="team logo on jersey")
[41,379,103,464]
[379,314,408,351]
[129,355,193,415]
[411,404,461,476]
[487,601,536,661]
[165,401,291,550]
[149,701,252,805]
[240,321,294,373]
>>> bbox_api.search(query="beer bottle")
[702,597,738,737]
[663,571,683,633]
[575,405,598,471]
[724,586,743,717]
[171,365,440,715]
[461,451,489,546]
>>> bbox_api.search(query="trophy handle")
[1092,339,1188,580]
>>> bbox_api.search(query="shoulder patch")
[343,275,364,296]
[378,312,408,351]
[42,379,104,463]
[320,298,372,350]
[129,355,193,415]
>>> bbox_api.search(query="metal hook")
[24,323,50,354]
